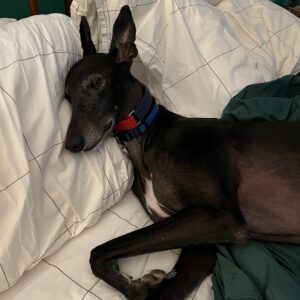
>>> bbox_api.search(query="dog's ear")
[80,16,96,56]
[109,5,138,65]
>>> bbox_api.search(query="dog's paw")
[136,270,165,287]
[133,269,176,289]
[126,270,175,300]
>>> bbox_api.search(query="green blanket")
[213,75,300,300]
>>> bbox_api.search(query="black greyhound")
[65,5,300,300]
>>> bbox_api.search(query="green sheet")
[212,75,300,300]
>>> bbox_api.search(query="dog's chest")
[144,179,170,219]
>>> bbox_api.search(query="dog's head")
[65,5,137,152]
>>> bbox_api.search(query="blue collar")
[114,88,159,142]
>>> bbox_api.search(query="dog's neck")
[117,80,144,120]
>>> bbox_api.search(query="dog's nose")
[65,135,85,153]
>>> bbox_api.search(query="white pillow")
[0,14,133,292]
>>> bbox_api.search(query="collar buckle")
[128,110,142,125]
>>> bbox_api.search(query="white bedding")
[0,14,132,294]
[1,0,300,299]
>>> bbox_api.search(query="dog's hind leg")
[145,245,217,300]
[90,206,248,299]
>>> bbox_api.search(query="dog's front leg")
[90,207,248,300]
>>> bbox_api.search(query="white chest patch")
[144,179,170,219]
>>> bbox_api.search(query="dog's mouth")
[84,120,115,151]
[103,120,113,132]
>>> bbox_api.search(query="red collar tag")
[114,114,138,133]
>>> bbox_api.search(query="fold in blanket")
[213,75,300,300]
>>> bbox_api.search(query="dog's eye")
[90,76,102,88]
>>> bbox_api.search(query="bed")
[0,0,299,299]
